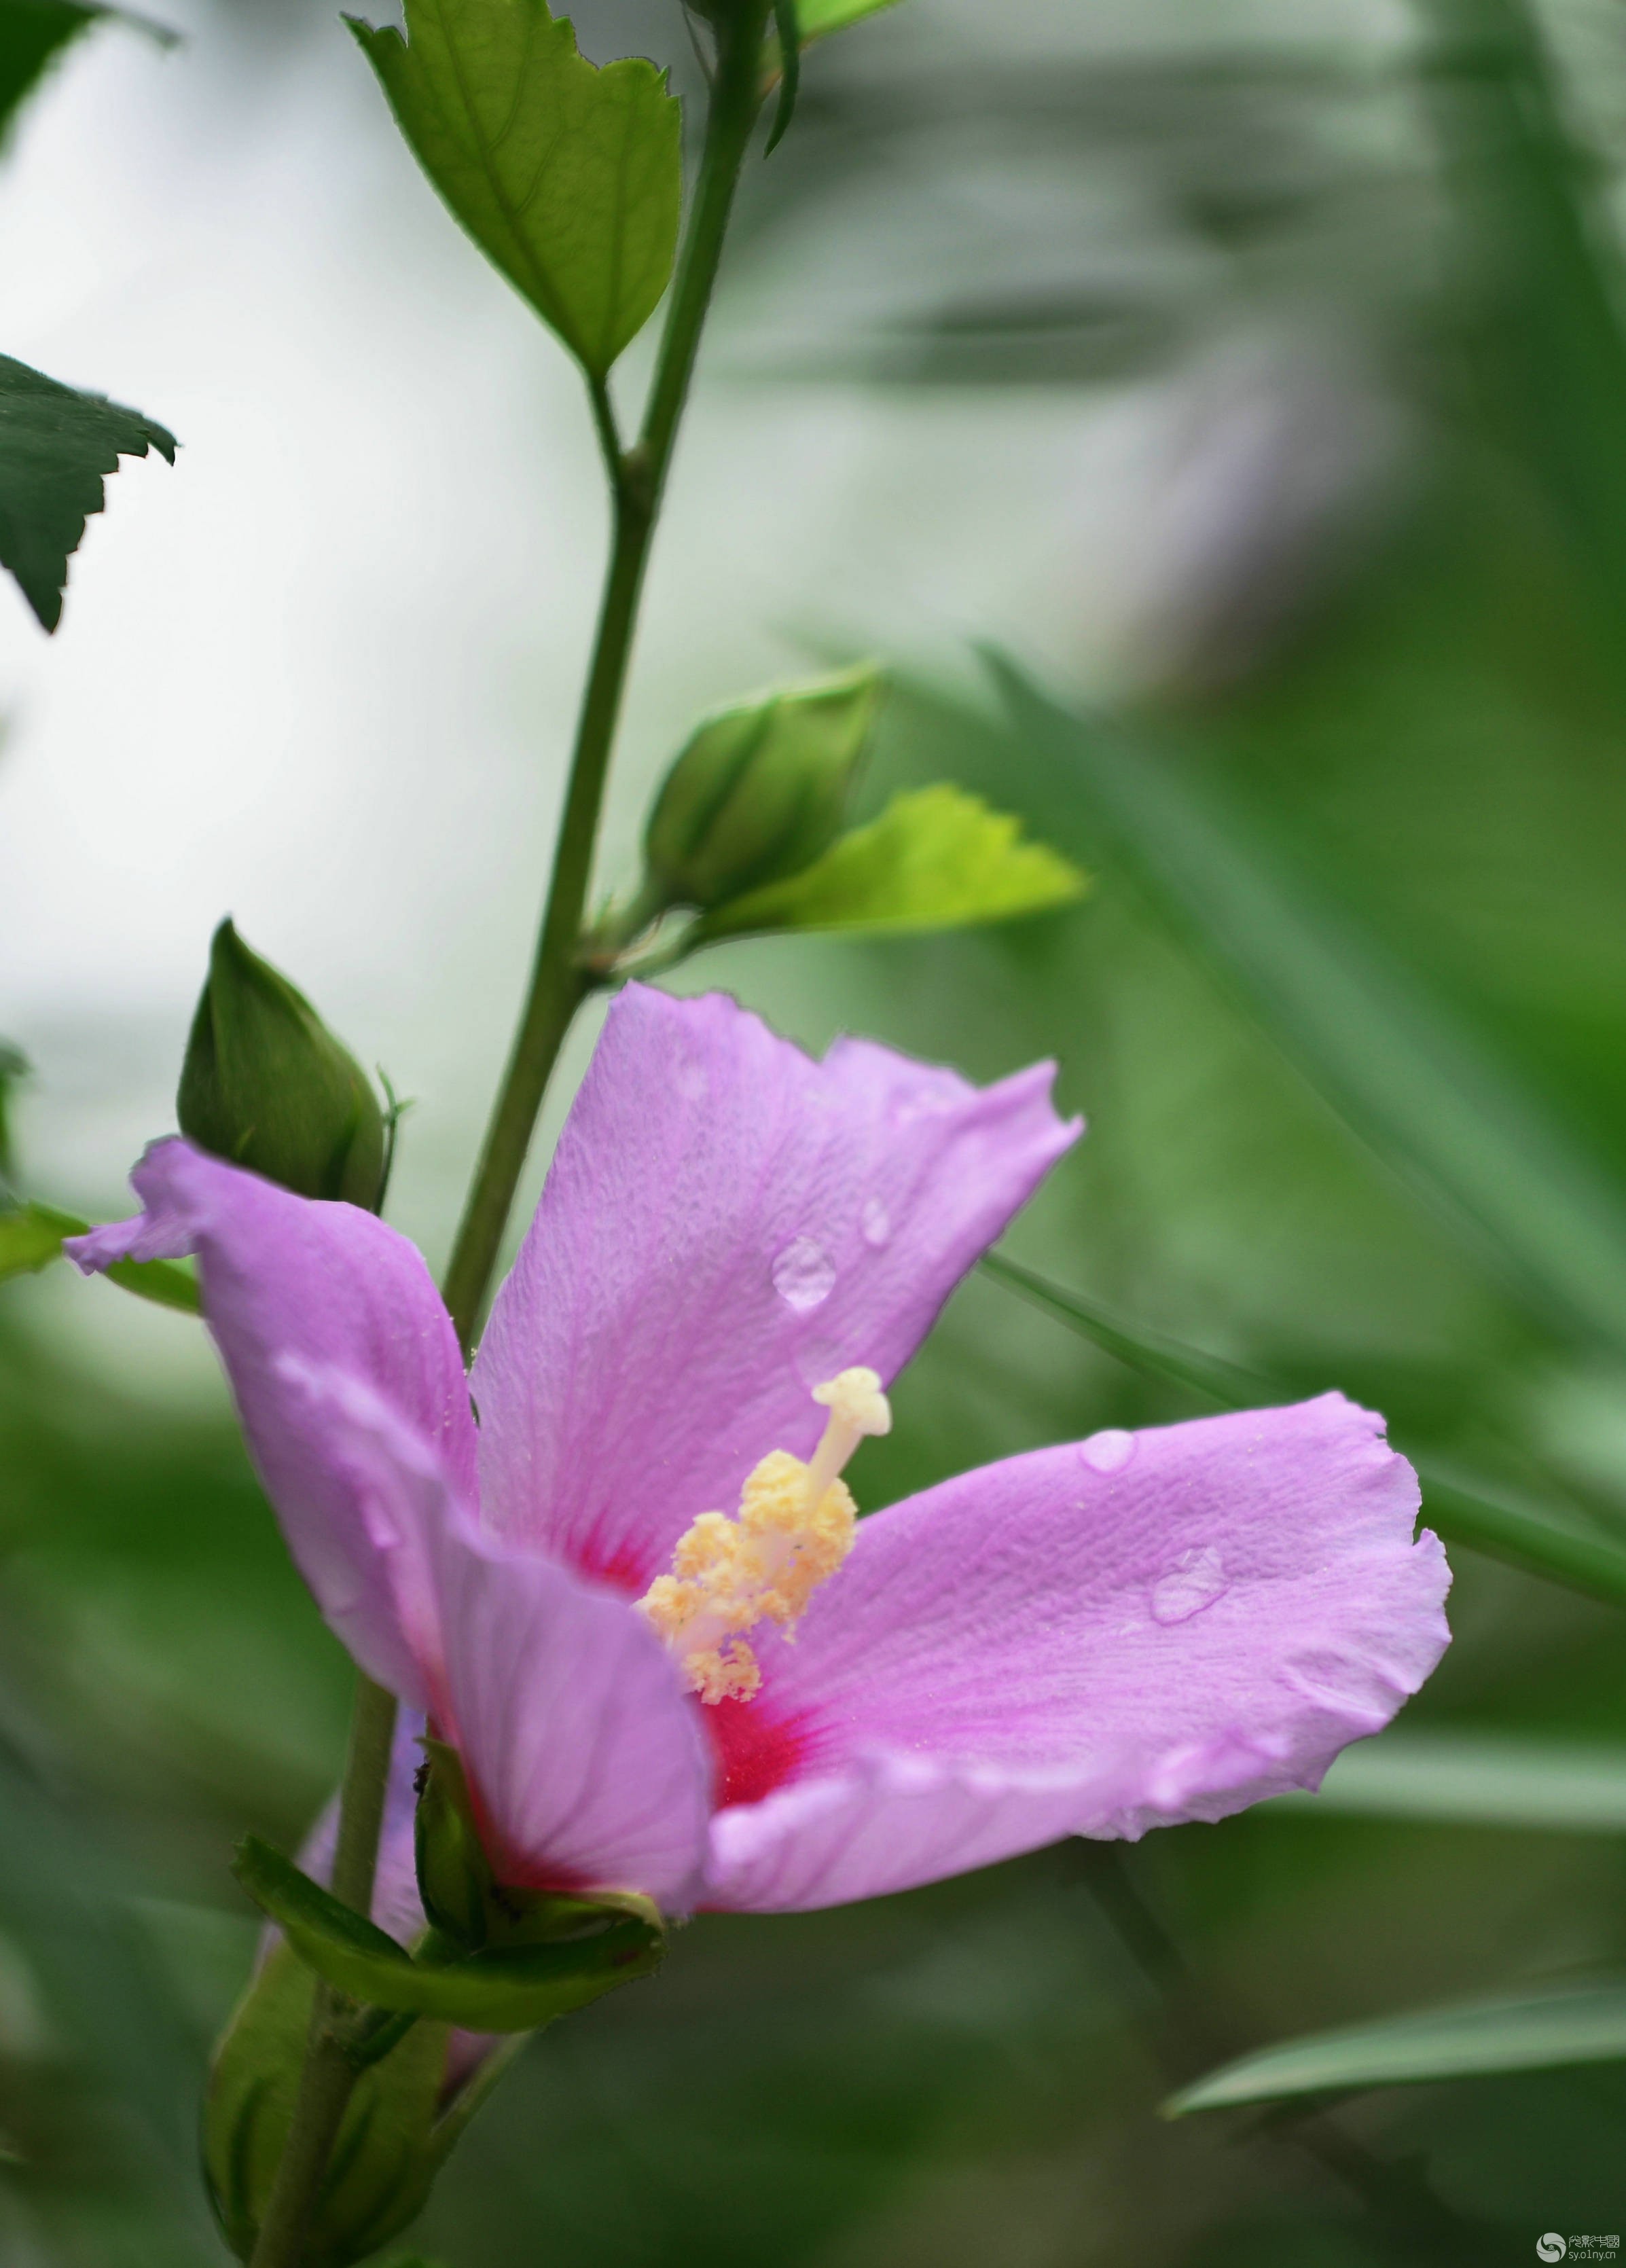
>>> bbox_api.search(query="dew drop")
[772,1236,835,1316]
[1149,1547,1227,1626]
[675,1058,708,1104]
[1079,1428,1136,1475]
[860,1196,891,1249]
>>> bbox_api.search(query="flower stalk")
[244,16,770,2262]
[441,4,772,1356]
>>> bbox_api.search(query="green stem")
[246,1675,398,2268]
[243,25,771,2265]
[440,10,770,1355]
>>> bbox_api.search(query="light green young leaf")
[981,1250,1626,1614]
[992,655,1626,1369]
[1164,1979,1626,2114]
[350,0,681,381]
[0,352,175,631]
[234,1836,663,2032]
[1276,1729,1626,1834]
[794,0,901,41]
[691,783,1086,943]
[0,1199,200,1313]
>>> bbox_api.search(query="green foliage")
[0,1198,200,1310]
[992,655,1626,1369]
[0,1039,24,1189]
[0,0,96,146]
[791,0,901,41]
[350,0,681,381]
[0,351,175,632]
[178,918,386,1208]
[204,1941,455,2267]
[690,782,1085,943]
[643,663,882,916]
[1166,1980,1626,2114]
[234,1837,665,2031]
[1286,1729,1626,1834]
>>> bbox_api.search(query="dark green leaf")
[234,1837,664,2032]
[0,351,175,632]
[992,655,1626,1368]
[1164,1979,1626,2114]
[1276,1729,1626,1833]
[691,783,1086,943]
[981,1250,1626,1613]
[350,0,681,380]
[0,1199,200,1312]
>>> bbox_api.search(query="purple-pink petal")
[471,985,1081,1594]
[67,1139,474,1704]
[283,1363,713,1913]
[702,1394,1449,1911]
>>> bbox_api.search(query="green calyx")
[640,662,884,918]
[177,918,386,1208]
[414,1739,663,1958]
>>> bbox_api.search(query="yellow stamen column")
[638,1367,892,1703]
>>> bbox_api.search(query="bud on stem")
[640,662,882,918]
[178,920,386,1210]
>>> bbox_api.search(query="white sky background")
[0,0,1407,1390]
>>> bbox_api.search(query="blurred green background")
[5,0,1626,2260]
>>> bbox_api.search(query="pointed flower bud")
[178,920,386,1209]
[641,662,882,915]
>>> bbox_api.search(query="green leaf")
[350,0,681,381]
[0,351,175,632]
[980,1250,1626,1614]
[234,1837,664,2032]
[0,0,175,147]
[0,1199,200,1313]
[793,0,901,40]
[204,1941,454,2267]
[1275,1729,1626,1834]
[991,655,1626,1368]
[1164,1979,1626,2114]
[691,783,1087,943]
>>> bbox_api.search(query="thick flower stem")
[441,7,772,1356]
[246,1674,398,2268]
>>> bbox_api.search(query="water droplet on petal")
[1149,1547,1227,1626]
[675,1058,708,1104]
[860,1197,891,1248]
[772,1236,835,1316]
[1079,1428,1136,1475]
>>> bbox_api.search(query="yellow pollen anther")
[637,1367,890,1705]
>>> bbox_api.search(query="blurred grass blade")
[990,655,1626,1366]
[982,1249,1626,1611]
[1164,1979,1626,2114]
[1,1199,200,1312]
[1276,1730,1626,1832]
[0,1738,215,2248]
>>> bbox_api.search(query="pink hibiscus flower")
[70,986,1449,1915]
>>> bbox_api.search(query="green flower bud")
[204,1942,458,2267]
[178,920,385,1209]
[642,662,882,915]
